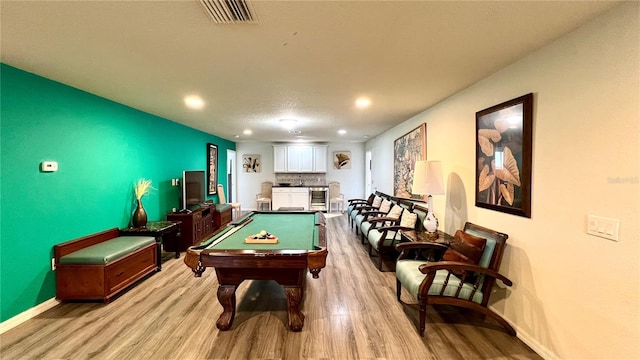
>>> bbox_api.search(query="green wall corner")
[0,63,235,322]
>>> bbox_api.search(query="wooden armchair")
[354,198,395,236]
[360,198,414,241]
[347,193,376,227]
[349,192,389,230]
[365,206,418,270]
[395,222,515,336]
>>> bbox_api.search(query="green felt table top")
[203,212,320,251]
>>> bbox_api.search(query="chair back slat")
[462,222,509,306]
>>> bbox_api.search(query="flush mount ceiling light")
[338,129,347,135]
[279,119,297,129]
[355,97,371,108]
[184,95,205,110]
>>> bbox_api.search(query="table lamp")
[412,160,445,239]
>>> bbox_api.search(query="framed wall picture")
[475,93,533,218]
[393,123,426,198]
[333,151,351,169]
[207,143,218,195]
[242,154,261,173]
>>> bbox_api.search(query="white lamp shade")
[412,160,444,196]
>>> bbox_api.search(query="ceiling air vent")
[200,0,257,24]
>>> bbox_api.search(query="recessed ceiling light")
[243,129,252,135]
[184,95,205,110]
[355,97,371,108]
[234,135,240,138]
[338,129,347,135]
[279,119,297,129]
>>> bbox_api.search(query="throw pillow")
[379,199,392,213]
[387,204,403,219]
[400,212,417,228]
[442,230,487,280]
[372,196,383,208]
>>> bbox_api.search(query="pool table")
[184,211,328,331]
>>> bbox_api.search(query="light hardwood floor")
[1,214,541,360]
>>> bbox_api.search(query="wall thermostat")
[41,161,58,172]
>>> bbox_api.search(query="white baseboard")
[487,305,558,360]
[515,326,558,360]
[0,297,60,335]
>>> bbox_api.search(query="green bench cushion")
[396,259,484,304]
[59,236,156,265]
[215,204,232,211]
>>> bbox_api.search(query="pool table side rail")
[184,211,327,277]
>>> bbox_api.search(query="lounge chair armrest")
[360,210,386,218]
[347,198,368,203]
[354,205,377,213]
[375,225,411,232]
[418,261,513,286]
[366,215,398,223]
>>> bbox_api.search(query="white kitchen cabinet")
[313,145,327,172]
[272,187,309,210]
[290,188,310,209]
[273,144,327,173]
[287,145,313,172]
[273,145,287,172]
[272,189,290,210]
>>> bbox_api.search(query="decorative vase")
[424,195,439,239]
[132,199,148,228]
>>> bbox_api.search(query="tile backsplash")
[275,173,327,186]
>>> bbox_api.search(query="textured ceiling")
[1,1,619,143]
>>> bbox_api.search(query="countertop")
[273,184,329,188]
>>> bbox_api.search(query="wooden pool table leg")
[284,286,305,331]
[216,284,237,331]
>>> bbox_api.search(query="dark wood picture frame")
[207,143,218,196]
[393,123,426,198]
[475,93,533,218]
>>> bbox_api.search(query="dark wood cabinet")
[167,206,216,251]
[213,204,233,229]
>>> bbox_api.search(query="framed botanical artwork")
[475,93,533,218]
[242,154,261,173]
[333,151,351,169]
[393,123,426,198]
[207,143,218,195]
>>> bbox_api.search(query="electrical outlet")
[587,215,619,241]
[51,258,56,270]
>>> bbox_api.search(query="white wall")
[366,3,639,359]
[235,142,366,210]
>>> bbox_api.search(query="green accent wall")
[0,64,235,322]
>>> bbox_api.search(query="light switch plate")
[587,215,619,241]
[41,161,58,172]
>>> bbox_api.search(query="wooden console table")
[120,221,181,270]
[166,206,216,252]
[398,229,454,261]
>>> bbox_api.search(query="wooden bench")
[54,228,158,303]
